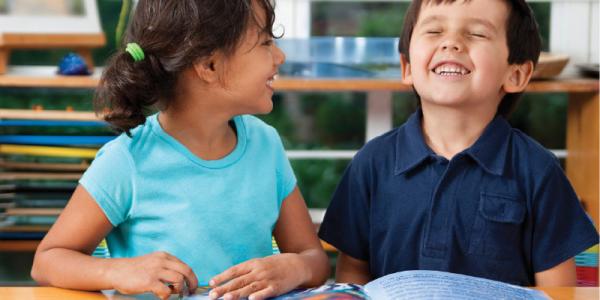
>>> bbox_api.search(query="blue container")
[276,37,401,78]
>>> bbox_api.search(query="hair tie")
[125,43,145,62]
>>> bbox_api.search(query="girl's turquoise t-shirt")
[79,114,296,285]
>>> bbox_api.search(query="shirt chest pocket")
[468,192,526,259]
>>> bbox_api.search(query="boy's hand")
[106,251,199,300]
[208,253,309,300]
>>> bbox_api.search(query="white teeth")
[434,64,470,75]
[267,79,273,87]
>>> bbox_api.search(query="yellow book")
[0,144,97,158]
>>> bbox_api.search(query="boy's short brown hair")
[398,0,542,117]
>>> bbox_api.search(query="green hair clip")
[126,43,145,62]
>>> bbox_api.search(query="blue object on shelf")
[57,52,90,75]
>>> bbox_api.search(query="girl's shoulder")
[237,114,280,140]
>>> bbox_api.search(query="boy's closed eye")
[468,32,487,39]
[426,30,442,35]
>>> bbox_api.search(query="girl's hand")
[208,253,309,300]
[107,251,199,300]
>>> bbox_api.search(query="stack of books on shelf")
[0,108,113,243]
[575,245,599,286]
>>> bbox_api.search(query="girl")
[30,1,330,299]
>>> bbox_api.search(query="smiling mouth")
[432,63,471,76]
[267,74,278,88]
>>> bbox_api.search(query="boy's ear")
[192,54,220,83]
[503,61,534,93]
[400,53,413,85]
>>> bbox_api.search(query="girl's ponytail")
[94,47,174,135]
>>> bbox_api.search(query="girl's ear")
[192,54,220,83]
[503,61,534,93]
[400,54,413,85]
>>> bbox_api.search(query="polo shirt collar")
[394,110,511,176]
[394,109,434,175]
[464,116,511,176]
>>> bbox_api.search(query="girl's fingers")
[164,259,199,293]
[149,281,172,300]
[158,269,185,295]
[210,262,252,287]
[209,272,254,299]
[248,285,276,300]
[221,281,266,300]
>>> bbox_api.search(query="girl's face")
[217,2,285,115]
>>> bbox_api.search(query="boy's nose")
[440,39,463,52]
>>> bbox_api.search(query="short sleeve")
[272,130,297,206]
[79,142,135,227]
[532,159,599,272]
[318,158,371,260]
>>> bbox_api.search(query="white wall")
[550,0,599,74]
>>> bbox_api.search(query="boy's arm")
[336,252,372,285]
[534,258,577,286]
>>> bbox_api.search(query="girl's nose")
[274,44,286,65]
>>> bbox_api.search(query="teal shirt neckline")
[149,113,247,169]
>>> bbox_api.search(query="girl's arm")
[31,185,198,299]
[534,258,577,286]
[208,187,330,300]
[272,186,331,286]
[335,252,372,285]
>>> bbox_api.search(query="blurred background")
[0,0,598,286]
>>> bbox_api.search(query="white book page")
[364,270,549,300]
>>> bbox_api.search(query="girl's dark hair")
[95,0,278,135]
[398,0,542,117]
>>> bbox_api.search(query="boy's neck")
[420,104,498,160]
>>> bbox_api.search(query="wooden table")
[0,286,597,299]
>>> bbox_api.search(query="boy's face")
[401,0,531,111]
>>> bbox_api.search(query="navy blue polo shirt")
[319,110,599,286]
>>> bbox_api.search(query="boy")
[318,0,599,286]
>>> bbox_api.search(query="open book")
[184,270,548,300]
[272,270,548,300]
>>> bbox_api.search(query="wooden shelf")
[0,66,100,88]
[0,66,597,92]
[0,240,40,252]
[0,34,106,74]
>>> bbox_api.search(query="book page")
[364,270,549,300]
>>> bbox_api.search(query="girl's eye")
[262,39,274,46]
[469,33,486,38]
[426,30,441,35]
